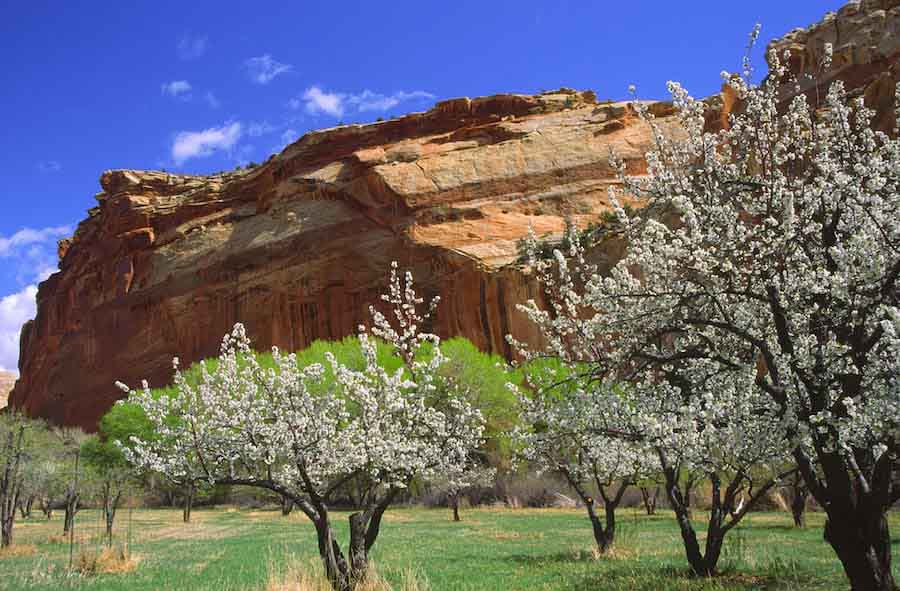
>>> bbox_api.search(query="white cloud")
[161,80,193,98]
[0,285,38,374]
[300,86,346,117]
[204,91,221,109]
[178,34,208,60]
[294,87,435,119]
[172,122,243,165]
[243,55,292,85]
[349,90,435,112]
[0,226,70,258]
[0,226,70,373]
[37,160,61,173]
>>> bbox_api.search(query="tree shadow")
[506,551,597,565]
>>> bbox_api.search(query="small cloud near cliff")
[0,226,69,258]
[294,86,435,119]
[0,285,36,373]
[161,80,193,99]
[243,54,292,85]
[172,121,243,165]
[0,226,70,373]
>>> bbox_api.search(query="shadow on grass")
[506,551,598,565]
[561,564,823,591]
[743,522,803,531]
[508,551,829,591]
[558,564,776,591]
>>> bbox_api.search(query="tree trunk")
[348,512,369,585]
[640,486,660,515]
[0,426,25,548]
[183,485,194,523]
[0,487,17,548]
[793,446,896,591]
[585,501,614,553]
[313,514,351,591]
[104,490,120,547]
[791,483,808,528]
[659,456,720,577]
[280,494,294,516]
[666,475,713,576]
[62,493,78,535]
[450,492,460,522]
[823,508,895,591]
[0,513,13,548]
[105,508,115,546]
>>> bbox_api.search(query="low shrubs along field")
[2,506,897,590]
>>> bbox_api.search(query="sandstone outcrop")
[769,0,899,131]
[10,90,676,429]
[9,1,898,430]
[0,371,14,409]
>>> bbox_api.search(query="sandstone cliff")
[9,0,899,430]
[0,371,14,409]
[11,91,678,429]
[768,0,899,132]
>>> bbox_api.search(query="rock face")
[9,1,898,430]
[10,90,677,430]
[0,371,14,409]
[769,0,899,131]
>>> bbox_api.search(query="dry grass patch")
[484,529,545,541]
[149,522,238,541]
[0,544,37,558]
[75,545,140,575]
[267,556,429,591]
[382,512,415,523]
[568,544,638,562]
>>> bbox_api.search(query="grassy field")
[0,506,897,590]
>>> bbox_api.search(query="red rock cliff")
[10,90,677,429]
[9,0,899,430]
[0,371,14,409]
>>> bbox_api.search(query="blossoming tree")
[552,36,899,589]
[117,263,485,591]
[514,377,658,553]
[428,464,495,522]
[513,227,791,570]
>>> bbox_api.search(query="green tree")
[81,435,133,545]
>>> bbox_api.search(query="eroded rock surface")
[10,1,898,430]
[769,0,899,130]
[0,371,14,409]
[11,90,676,429]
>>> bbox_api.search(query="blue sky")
[0,1,843,372]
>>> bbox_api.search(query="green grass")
[0,507,896,590]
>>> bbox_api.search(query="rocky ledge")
[9,0,898,430]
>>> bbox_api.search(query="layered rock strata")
[10,0,898,430]
[0,371,14,409]
[11,91,678,429]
